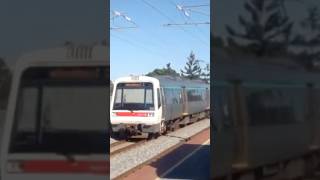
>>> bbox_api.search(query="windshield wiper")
[127,108,135,113]
[56,152,76,162]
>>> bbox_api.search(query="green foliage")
[180,51,202,80]
[146,63,180,77]
[226,0,293,57]
[292,7,320,70]
[201,63,210,83]
[146,52,209,83]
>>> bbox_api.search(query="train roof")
[214,49,320,85]
[152,75,209,88]
[15,45,108,71]
[114,75,209,88]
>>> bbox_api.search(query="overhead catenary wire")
[111,2,209,52]
[167,0,209,17]
[163,22,209,26]
[110,33,172,61]
[187,9,209,17]
[111,26,138,30]
[166,0,210,44]
[182,4,209,8]
[110,10,138,30]
[110,10,191,63]
[110,0,209,62]
[139,0,209,47]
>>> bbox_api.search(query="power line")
[166,0,210,44]
[163,22,209,26]
[140,0,177,22]
[110,10,138,30]
[187,9,209,16]
[111,26,138,30]
[140,0,209,47]
[183,4,209,8]
[186,14,210,40]
[110,33,171,61]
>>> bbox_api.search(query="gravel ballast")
[110,119,210,179]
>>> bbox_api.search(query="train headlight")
[147,112,154,117]
[7,161,23,173]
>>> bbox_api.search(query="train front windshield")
[9,67,108,154]
[113,82,154,111]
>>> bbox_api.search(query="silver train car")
[110,75,210,139]
[212,58,320,179]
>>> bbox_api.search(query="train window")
[163,88,169,104]
[113,82,154,110]
[10,67,107,154]
[157,88,161,108]
[174,89,181,104]
[187,89,204,102]
[179,89,183,104]
[245,85,306,126]
[163,88,181,105]
[115,89,122,103]
[15,87,38,132]
[145,89,153,104]
[213,85,233,130]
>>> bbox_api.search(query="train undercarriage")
[111,110,210,140]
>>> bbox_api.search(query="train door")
[311,84,320,149]
[205,87,210,110]
[157,88,163,120]
[211,81,236,178]
[160,87,165,120]
[181,86,188,116]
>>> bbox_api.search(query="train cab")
[110,76,163,138]
[0,45,108,180]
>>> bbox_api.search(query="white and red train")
[110,75,210,139]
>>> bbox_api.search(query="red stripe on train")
[18,160,109,174]
[115,112,149,117]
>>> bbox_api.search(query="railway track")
[110,119,210,179]
[110,139,147,156]
[110,115,209,157]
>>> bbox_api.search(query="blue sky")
[110,0,210,80]
[0,0,104,68]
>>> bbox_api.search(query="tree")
[0,58,12,109]
[180,51,202,80]
[291,7,320,70]
[146,63,180,77]
[226,0,293,56]
[201,63,210,83]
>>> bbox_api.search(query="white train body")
[0,45,108,180]
[110,76,162,134]
[110,75,210,137]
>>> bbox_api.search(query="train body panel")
[110,75,209,137]
[157,76,209,120]
[212,59,320,178]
